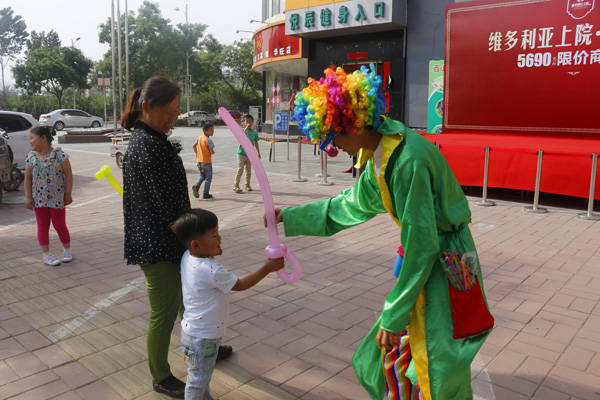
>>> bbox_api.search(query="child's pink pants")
[34,207,70,246]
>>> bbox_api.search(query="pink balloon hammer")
[218,107,303,284]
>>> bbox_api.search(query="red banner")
[444,0,600,135]
[253,22,301,67]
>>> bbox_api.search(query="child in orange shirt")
[192,122,215,199]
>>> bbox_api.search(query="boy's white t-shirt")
[180,250,238,339]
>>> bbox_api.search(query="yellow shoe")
[245,185,253,191]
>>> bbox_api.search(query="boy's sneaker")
[245,185,253,191]
[192,185,199,198]
[203,193,213,199]
[216,345,233,362]
[233,187,243,194]
[43,253,60,266]
[152,374,185,399]
[62,250,73,263]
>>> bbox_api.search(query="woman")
[121,76,189,398]
[271,66,493,400]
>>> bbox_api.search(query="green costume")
[281,119,491,400]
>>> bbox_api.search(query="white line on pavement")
[473,354,496,400]
[61,148,109,156]
[219,202,258,229]
[47,277,146,342]
[0,194,115,232]
[67,194,115,210]
[46,202,257,342]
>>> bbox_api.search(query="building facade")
[255,0,470,131]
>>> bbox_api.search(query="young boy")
[233,114,260,193]
[192,122,215,199]
[170,209,284,400]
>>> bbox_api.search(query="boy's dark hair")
[171,209,218,245]
[31,126,55,144]
[202,121,214,131]
[244,114,254,122]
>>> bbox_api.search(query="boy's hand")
[264,257,284,273]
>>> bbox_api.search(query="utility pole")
[102,72,107,125]
[185,3,190,120]
[111,0,117,134]
[125,0,129,100]
[176,2,191,123]
[116,0,124,116]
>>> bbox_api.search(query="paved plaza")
[1,130,599,399]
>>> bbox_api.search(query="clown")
[269,65,493,400]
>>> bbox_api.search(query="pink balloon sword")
[218,107,302,283]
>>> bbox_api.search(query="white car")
[0,111,37,169]
[39,109,103,131]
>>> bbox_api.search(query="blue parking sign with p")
[274,112,290,131]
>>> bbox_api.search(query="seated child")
[170,208,284,400]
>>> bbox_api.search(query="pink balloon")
[218,107,303,284]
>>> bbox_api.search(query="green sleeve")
[380,161,441,333]
[282,162,386,237]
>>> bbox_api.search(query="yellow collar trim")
[354,134,404,227]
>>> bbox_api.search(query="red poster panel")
[444,0,600,135]
[253,22,302,68]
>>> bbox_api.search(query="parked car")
[110,132,181,169]
[0,131,11,202]
[188,110,217,126]
[0,110,37,169]
[39,109,103,131]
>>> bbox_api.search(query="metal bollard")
[476,147,496,206]
[579,153,600,220]
[271,130,276,162]
[286,129,290,161]
[525,150,548,213]
[293,138,307,182]
[318,151,334,186]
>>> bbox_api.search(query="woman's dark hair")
[31,126,55,144]
[170,208,218,245]
[121,76,181,131]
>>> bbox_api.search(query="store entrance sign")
[274,112,290,132]
[285,0,406,37]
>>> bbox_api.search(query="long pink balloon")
[218,107,302,283]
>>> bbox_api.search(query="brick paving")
[1,149,600,399]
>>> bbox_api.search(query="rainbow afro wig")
[292,63,386,147]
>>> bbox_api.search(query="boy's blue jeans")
[195,163,212,195]
[181,331,221,400]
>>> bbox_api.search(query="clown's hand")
[376,328,402,352]
[264,208,283,228]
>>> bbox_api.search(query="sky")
[2,0,262,85]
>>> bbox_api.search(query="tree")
[0,7,28,96]
[13,44,93,108]
[97,1,206,89]
[26,30,61,54]
[220,40,262,110]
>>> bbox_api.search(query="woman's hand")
[25,197,34,210]
[264,208,283,227]
[64,193,73,206]
[376,328,402,352]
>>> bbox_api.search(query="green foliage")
[6,1,262,119]
[0,7,28,98]
[12,41,94,108]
